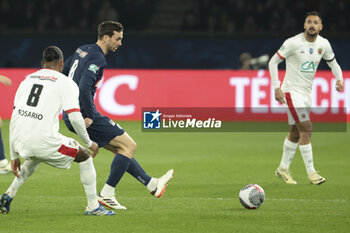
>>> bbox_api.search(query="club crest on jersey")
[309,48,313,54]
[318,48,322,54]
[88,64,100,74]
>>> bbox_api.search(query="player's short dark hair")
[42,46,64,63]
[98,21,123,40]
[305,11,322,21]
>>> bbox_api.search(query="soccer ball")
[239,184,265,209]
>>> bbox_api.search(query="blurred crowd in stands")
[0,0,155,32]
[0,0,348,34]
[181,0,349,34]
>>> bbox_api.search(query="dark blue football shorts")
[64,116,125,147]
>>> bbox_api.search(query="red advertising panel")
[0,69,349,121]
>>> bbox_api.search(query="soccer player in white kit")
[268,11,344,185]
[0,46,114,215]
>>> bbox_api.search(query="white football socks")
[0,159,8,168]
[146,178,158,192]
[279,138,298,169]
[6,159,41,198]
[299,143,316,175]
[100,183,115,197]
[79,157,99,210]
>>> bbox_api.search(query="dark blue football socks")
[106,153,131,187]
[127,158,151,186]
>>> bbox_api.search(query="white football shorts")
[24,136,80,169]
[284,91,311,125]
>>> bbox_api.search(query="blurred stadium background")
[0,0,349,69]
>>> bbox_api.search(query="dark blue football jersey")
[62,44,106,121]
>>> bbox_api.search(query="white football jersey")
[277,33,334,94]
[10,68,80,158]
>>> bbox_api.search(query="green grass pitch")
[0,120,349,233]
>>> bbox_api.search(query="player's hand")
[274,88,285,104]
[89,141,99,158]
[336,80,343,92]
[11,158,21,178]
[0,75,12,86]
[84,117,93,128]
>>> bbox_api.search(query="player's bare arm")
[274,88,285,104]
[11,158,21,178]
[326,57,343,92]
[84,117,93,128]
[88,142,99,158]
[336,80,343,92]
[268,53,284,104]
[0,75,12,86]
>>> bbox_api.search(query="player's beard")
[306,28,318,39]
[108,45,117,53]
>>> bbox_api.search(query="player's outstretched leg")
[1,159,41,214]
[127,158,152,186]
[126,158,174,197]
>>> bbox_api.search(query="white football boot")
[308,171,325,185]
[85,203,115,216]
[275,167,297,184]
[151,169,174,198]
[97,193,127,210]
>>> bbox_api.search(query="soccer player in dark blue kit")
[63,21,173,210]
